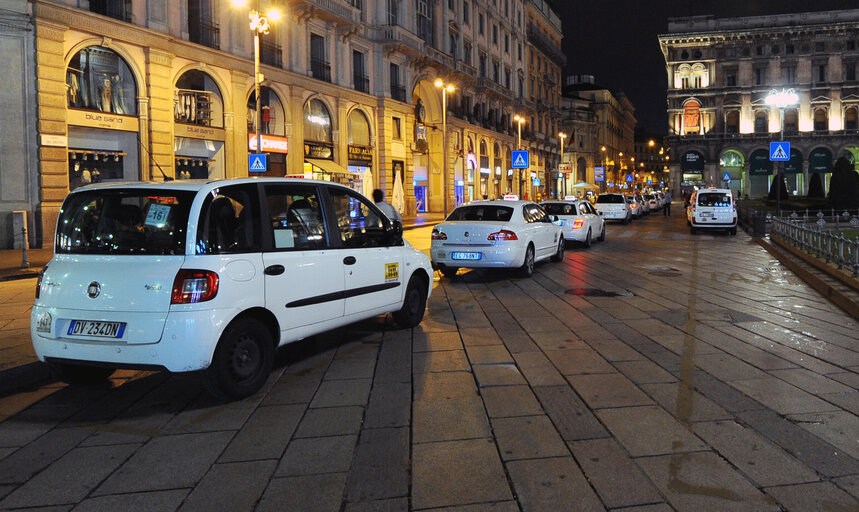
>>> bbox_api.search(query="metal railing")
[770,210,859,277]
[311,59,332,82]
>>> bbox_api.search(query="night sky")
[555,0,858,134]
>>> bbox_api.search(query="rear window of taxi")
[447,205,514,222]
[697,192,732,207]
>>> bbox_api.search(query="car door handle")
[343,256,357,265]
[264,264,285,276]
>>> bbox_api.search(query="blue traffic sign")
[646,179,652,185]
[249,153,267,172]
[722,172,731,182]
[770,142,790,162]
[511,150,530,169]
[625,174,634,183]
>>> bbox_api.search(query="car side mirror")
[549,215,559,222]
[597,211,603,216]
[388,219,404,245]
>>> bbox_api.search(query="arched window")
[67,46,137,115]
[675,64,692,89]
[304,99,332,143]
[479,139,489,170]
[691,63,708,88]
[577,157,587,182]
[348,110,371,146]
[247,86,285,136]
[814,108,828,131]
[845,106,859,130]
[725,111,739,134]
[754,110,768,134]
[175,69,224,127]
[683,100,700,134]
[719,150,744,168]
[783,108,798,134]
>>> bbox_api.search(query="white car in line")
[594,193,632,224]
[31,178,433,399]
[431,197,564,278]
[541,198,606,248]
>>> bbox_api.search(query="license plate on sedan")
[67,320,126,339]
[451,252,481,260]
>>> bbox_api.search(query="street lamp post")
[765,88,798,215]
[233,0,281,162]
[514,115,525,197]
[435,80,455,215]
[558,131,567,198]
[600,145,606,193]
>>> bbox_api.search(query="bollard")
[20,227,28,269]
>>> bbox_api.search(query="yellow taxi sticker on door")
[385,263,399,282]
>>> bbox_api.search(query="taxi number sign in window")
[145,204,171,228]
[385,263,399,282]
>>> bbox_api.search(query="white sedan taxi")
[541,197,606,247]
[431,197,564,278]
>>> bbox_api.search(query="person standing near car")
[663,189,672,216]
[373,188,402,223]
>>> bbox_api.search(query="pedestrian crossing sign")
[769,142,790,162]
[511,150,529,169]
[249,154,267,172]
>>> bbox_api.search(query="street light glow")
[765,88,799,107]
[267,8,281,21]
[231,0,247,6]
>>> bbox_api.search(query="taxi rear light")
[571,219,585,230]
[35,265,47,299]
[431,229,447,240]
[488,230,518,241]
[171,269,219,304]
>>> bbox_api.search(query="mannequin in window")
[98,76,113,113]
[111,75,126,115]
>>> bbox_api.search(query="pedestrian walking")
[663,189,672,216]
[373,188,402,223]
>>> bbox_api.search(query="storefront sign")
[41,134,67,147]
[558,163,572,174]
[248,133,289,153]
[347,145,373,163]
[466,151,478,170]
[175,123,225,140]
[67,109,139,132]
[594,166,605,182]
[681,150,704,171]
[749,149,773,175]
[304,142,333,160]
[809,147,833,173]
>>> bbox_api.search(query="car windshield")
[698,192,732,207]
[447,205,514,221]
[542,203,576,215]
[56,189,195,255]
[596,195,624,204]
[644,194,654,200]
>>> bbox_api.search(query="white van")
[687,188,738,235]
[31,178,432,399]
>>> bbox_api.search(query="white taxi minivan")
[687,188,738,235]
[32,178,432,399]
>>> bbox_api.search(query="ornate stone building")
[560,75,636,195]
[659,9,859,198]
[20,0,562,247]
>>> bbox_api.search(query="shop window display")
[68,150,126,190]
[66,46,136,115]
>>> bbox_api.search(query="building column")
[34,20,69,244]
[145,48,175,180]
[230,69,251,178]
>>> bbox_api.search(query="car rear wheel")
[597,224,606,241]
[551,237,565,262]
[519,245,535,277]
[203,317,274,400]
[47,361,115,385]
[393,275,427,328]
[440,266,458,278]
[582,229,592,248]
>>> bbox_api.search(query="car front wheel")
[393,275,427,328]
[203,317,274,400]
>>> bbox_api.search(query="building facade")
[659,9,859,198]
[632,132,670,192]
[0,2,38,249]
[19,0,563,248]
[560,75,636,195]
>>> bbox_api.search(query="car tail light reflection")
[431,229,447,240]
[488,230,518,241]
[35,265,47,299]
[571,219,585,230]
[171,269,219,304]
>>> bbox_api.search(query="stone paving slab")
[506,457,604,512]
[637,451,781,512]
[730,376,842,415]
[569,437,664,508]
[257,472,348,512]
[412,438,512,510]
[413,394,491,443]
[178,460,276,512]
[567,373,655,409]
[692,420,819,487]
[480,385,543,418]
[531,385,608,441]
[597,406,708,457]
[786,410,859,460]
[491,415,569,461]
[765,481,859,512]
[472,363,528,387]
[277,434,358,476]
[76,489,189,512]
[345,427,409,502]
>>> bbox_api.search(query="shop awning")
[784,148,803,174]
[809,147,833,173]
[306,158,359,176]
[748,148,772,175]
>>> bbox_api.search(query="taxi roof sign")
[503,194,519,200]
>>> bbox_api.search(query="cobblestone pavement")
[0,210,857,511]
